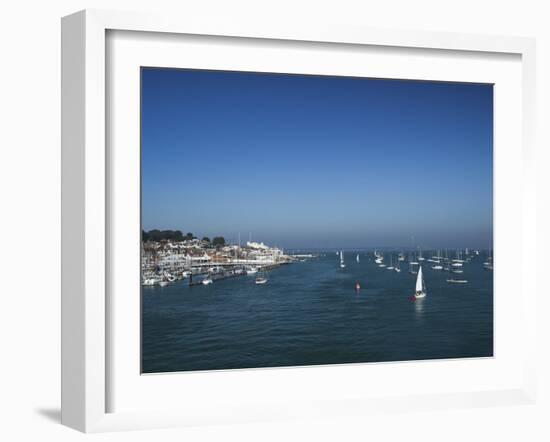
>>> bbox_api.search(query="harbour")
[142,248,493,373]
[139,68,495,375]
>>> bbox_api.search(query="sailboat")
[394,258,401,272]
[202,272,213,285]
[387,254,394,270]
[356,254,360,263]
[483,249,493,270]
[340,251,346,269]
[255,267,268,284]
[447,278,468,284]
[413,266,427,299]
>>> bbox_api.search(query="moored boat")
[446,278,468,284]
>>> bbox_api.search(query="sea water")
[142,252,493,373]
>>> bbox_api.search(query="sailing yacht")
[255,267,268,284]
[340,251,346,269]
[387,255,394,270]
[447,278,468,284]
[414,266,427,299]
[483,249,493,270]
[394,259,401,272]
[246,266,258,275]
[202,273,213,285]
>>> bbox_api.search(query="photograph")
[140,67,494,374]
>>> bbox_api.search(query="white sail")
[416,266,424,292]
[356,254,360,263]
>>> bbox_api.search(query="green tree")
[212,236,225,247]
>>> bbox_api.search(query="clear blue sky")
[141,68,493,249]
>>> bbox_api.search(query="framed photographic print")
[61,9,537,432]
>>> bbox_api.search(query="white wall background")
[0,0,548,440]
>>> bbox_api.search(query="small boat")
[432,264,443,270]
[142,277,159,286]
[246,266,258,275]
[394,259,401,272]
[386,255,394,270]
[446,278,468,284]
[163,272,176,282]
[255,267,268,284]
[340,251,346,269]
[202,276,213,285]
[413,266,427,299]
[356,254,360,263]
[159,280,169,287]
[355,281,361,291]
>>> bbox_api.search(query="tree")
[212,236,225,247]
[202,236,210,242]
[142,229,185,242]
[184,232,194,241]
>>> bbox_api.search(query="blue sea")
[142,252,493,373]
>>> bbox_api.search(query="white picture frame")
[61,9,537,433]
